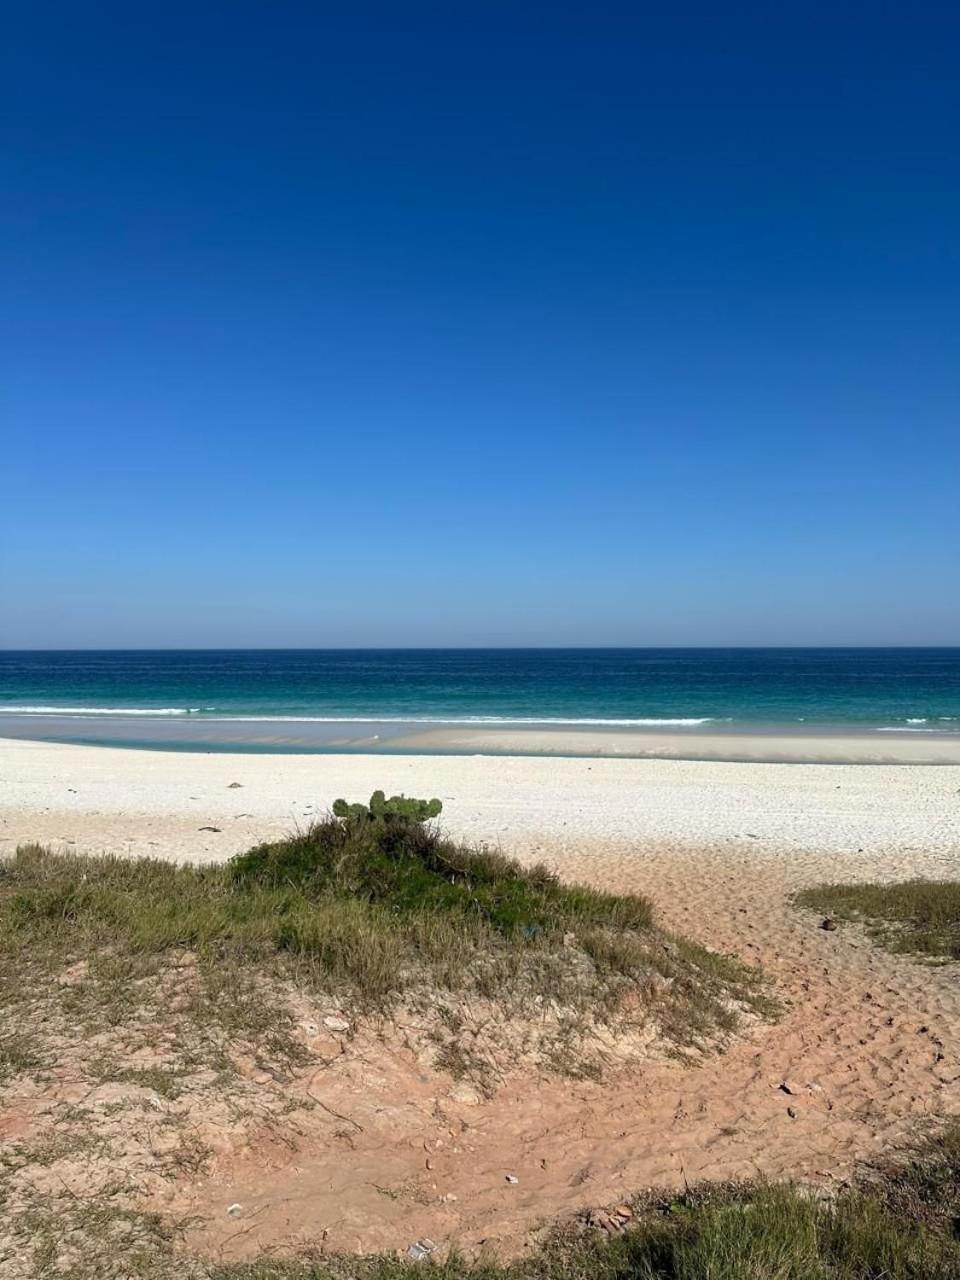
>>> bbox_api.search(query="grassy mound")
[0,797,772,1086]
[795,879,960,961]
[0,802,780,1276]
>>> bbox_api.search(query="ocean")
[0,648,958,753]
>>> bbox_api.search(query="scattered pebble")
[447,1083,482,1106]
[821,918,838,931]
[226,1203,242,1216]
[505,1173,519,1184]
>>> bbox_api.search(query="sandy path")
[2,739,960,1259]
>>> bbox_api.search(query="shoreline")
[1,715,959,764]
[390,723,960,764]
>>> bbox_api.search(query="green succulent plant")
[332,790,442,823]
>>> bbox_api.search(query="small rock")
[227,782,243,788]
[407,1240,434,1262]
[777,1081,796,1096]
[505,1173,519,1184]
[323,1015,350,1032]
[448,1083,482,1106]
[614,1204,633,1219]
[787,1106,798,1119]
[198,826,222,833]
[226,1203,242,1216]
[820,918,838,931]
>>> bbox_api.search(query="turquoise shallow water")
[0,649,958,753]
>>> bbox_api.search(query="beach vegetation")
[0,802,769,1091]
[795,879,960,961]
[331,790,443,823]
[0,805,780,1278]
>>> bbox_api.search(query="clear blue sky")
[2,2,958,647]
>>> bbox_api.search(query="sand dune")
[2,736,960,1259]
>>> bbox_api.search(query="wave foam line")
[0,705,202,716]
[188,715,721,726]
[0,707,720,727]
[876,726,939,733]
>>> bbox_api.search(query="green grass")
[0,811,770,1081]
[794,879,960,960]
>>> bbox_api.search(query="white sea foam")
[0,707,721,727]
[194,715,722,726]
[876,725,938,733]
[0,706,196,717]
[875,717,959,734]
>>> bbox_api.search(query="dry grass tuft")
[795,879,960,961]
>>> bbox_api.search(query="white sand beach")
[2,735,959,865]
[3,736,960,1261]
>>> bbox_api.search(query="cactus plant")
[332,790,442,823]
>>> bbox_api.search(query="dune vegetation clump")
[795,879,960,961]
[0,794,781,1278]
[0,793,773,1090]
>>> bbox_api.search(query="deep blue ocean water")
[0,650,958,744]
